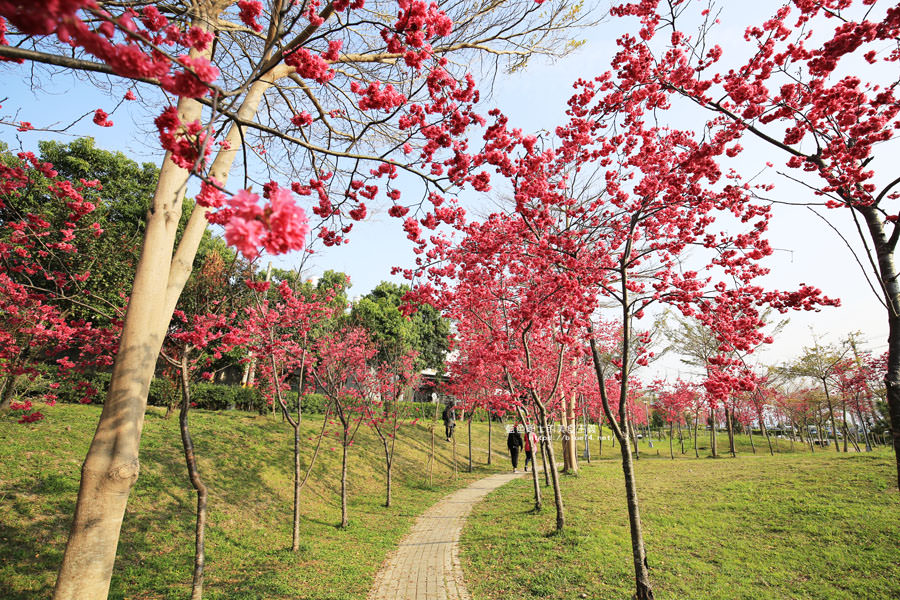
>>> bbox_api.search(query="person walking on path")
[523,425,538,472]
[507,423,524,473]
[442,403,456,441]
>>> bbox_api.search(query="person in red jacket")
[523,425,538,472]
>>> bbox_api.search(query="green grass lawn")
[462,446,900,600]
[0,403,507,599]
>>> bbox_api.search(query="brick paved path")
[368,471,523,600]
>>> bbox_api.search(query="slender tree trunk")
[619,435,653,599]
[467,416,473,473]
[582,404,591,463]
[452,425,458,480]
[178,351,208,600]
[858,405,873,452]
[710,409,718,458]
[340,431,349,528]
[429,400,438,486]
[291,414,302,548]
[630,416,640,460]
[726,406,736,457]
[816,412,826,447]
[748,424,756,454]
[566,391,578,473]
[823,382,840,453]
[540,430,550,486]
[535,400,564,530]
[678,420,685,455]
[597,415,604,458]
[589,332,653,600]
[841,397,849,453]
[384,460,394,508]
[487,416,493,465]
[668,422,674,460]
[693,409,700,458]
[380,403,399,508]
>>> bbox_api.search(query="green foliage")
[188,382,262,411]
[48,373,260,412]
[300,392,328,414]
[349,281,450,371]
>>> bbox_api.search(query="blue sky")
[0,1,891,380]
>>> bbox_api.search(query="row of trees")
[0,0,595,596]
[0,137,455,598]
[401,3,899,600]
[1,1,897,600]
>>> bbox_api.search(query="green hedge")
[51,372,263,412]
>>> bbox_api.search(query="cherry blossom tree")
[310,325,375,528]
[0,1,599,595]
[363,348,419,507]
[236,275,339,549]
[607,0,900,485]
[0,150,122,417]
[415,65,837,600]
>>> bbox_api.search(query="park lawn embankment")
[0,403,504,599]
[462,449,900,600]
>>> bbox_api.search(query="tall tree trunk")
[467,416,473,473]
[589,332,653,600]
[841,397,849,453]
[824,381,840,453]
[619,434,653,599]
[566,391,578,473]
[726,406,736,458]
[384,452,394,508]
[630,416,640,460]
[178,351,208,600]
[560,394,574,472]
[52,67,275,599]
[340,430,349,528]
[452,425,458,480]
[582,404,591,463]
[429,399,438,486]
[540,430,550,486]
[710,409,718,458]
[668,422,674,460]
[534,400,565,530]
[693,409,700,458]
[487,415,493,465]
[858,404,873,452]
[597,414,604,458]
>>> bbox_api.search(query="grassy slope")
[462,443,900,600]
[0,403,507,599]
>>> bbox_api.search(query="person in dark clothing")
[442,403,456,441]
[507,424,524,472]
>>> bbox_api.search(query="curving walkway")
[367,471,524,600]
